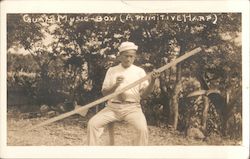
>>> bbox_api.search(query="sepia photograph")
[6,12,243,146]
[1,0,249,158]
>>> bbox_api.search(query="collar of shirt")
[117,63,135,71]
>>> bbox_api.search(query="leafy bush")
[7,13,242,139]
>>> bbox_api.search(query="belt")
[111,101,138,104]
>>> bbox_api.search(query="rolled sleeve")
[102,68,112,91]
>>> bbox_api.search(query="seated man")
[87,41,159,146]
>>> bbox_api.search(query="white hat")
[118,42,138,53]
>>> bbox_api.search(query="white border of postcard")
[0,0,249,158]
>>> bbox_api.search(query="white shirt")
[102,64,149,103]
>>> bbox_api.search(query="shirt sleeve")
[102,67,112,91]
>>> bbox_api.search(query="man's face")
[119,50,136,68]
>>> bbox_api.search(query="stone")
[40,104,50,115]
[187,127,205,139]
[47,111,56,118]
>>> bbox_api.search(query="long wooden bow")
[27,47,202,131]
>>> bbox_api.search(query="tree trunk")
[172,88,179,130]
[195,71,228,136]
[201,95,210,132]
[169,43,185,130]
[169,81,182,130]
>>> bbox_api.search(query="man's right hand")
[115,76,124,86]
[102,76,124,96]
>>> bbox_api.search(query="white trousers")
[87,103,148,146]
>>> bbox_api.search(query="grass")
[7,107,241,146]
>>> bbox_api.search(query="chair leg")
[108,122,115,145]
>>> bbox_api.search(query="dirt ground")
[7,108,241,146]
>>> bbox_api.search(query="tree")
[7,13,242,138]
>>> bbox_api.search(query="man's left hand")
[151,70,161,81]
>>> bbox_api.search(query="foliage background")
[7,13,242,140]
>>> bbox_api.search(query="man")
[87,41,160,146]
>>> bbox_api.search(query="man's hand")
[141,70,160,99]
[151,70,160,81]
[102,76,124,96]
[115,76,124,86]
